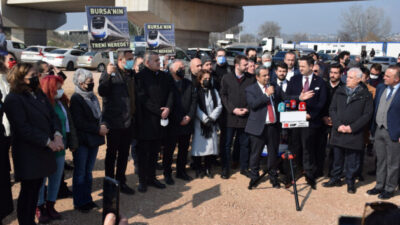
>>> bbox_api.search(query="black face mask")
[138,63,145,73]
[176,69,185,79]
[344,59,350,66]
[249,56,257,63]
[202,79,211,89]
[86,82,94,92]
[28,76,39,90]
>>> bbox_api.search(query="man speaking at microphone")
[245,66,284,188]
[286,56,328,189]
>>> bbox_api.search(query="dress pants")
[163,134,191,176]
[316,127,328,176]
[105,128,132,184]
[222,127,249,171]
[289,127,319,179]
[374,127,400,192]
[0,136,13,221]
[136,139,161,184]
[249,124,280,179]
[17,178,43,225]
[330,147,361,184]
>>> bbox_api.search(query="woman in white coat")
[191,70,222,179]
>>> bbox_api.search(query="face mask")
[263,62,272,68]
[176,69,185,79]
[344,59,350,65]
[55,89,64,99]
[86,82,94,92]
[124,59,134,70]
[249,56,257,63]
[8,60,17,69]
[202,79,211,89]
[28,76,39,90]
[168,59,173,65]
[138,63,145,73]
[370,74,379,79]
[217,56,226,64]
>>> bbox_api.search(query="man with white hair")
[261,53,272,69]
[323,67,373,194]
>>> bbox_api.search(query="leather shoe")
[176,172,193,181]
[120,183,135,195]
[137,183,147,193]
[147,179,166,189]
[240,169,251,178]
[378,191,394,200]
[248,177,259,189]
[366,188,382,195]
[347,184,356,194]
[270,177,281,189]
[164,175,175,185]
[205,168,213,178]
[305,176,316,190]
[322,179,342,188]
[195,169,204,179]
[221,169,230,179]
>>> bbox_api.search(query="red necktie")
[303,76,310,92]
[265,87,275,123]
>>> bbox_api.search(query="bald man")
[190,58,202,86]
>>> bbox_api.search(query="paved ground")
[3,71,400,225]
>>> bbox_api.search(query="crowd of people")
[0,48,400,225]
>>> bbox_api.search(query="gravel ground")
[3,71,400,225]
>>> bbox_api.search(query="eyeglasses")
[313,70,319,73]
[361,201,398,225]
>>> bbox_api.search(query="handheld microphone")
[290,100,297,110]
[285,100,291,111]
[298,102,306,111]
[278,102,286,112]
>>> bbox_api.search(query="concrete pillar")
[11,28,47,45]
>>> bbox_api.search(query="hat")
[201,55,211,65]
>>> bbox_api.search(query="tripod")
[248,150,301,211]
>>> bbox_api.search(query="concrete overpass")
[1,0,357,48]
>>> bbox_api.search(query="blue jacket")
[371,83,400,141]
[285,74,328,128]
[244,82,283,136]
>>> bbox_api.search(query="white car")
[43,49,84,71]
[6,40,26,61]
[21,46,58,63]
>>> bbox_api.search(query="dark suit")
[135,67,173,184]
[285,74,328,179]
[220,72,255,171]
[245,82,283,179]
[4,90,61,225]
[163,78,197,177]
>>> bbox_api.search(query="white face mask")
[263,61,272,68]
[55,89,64,99]
[370,74,379,79]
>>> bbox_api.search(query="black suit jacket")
[69,93,105,148]
[286,74,328,128]
[245,82,283,136]
[168,78,197,136]
[135,67,174,140]
[4,91,61,180]
[220,72,255,128]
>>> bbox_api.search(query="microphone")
[278,102,286,112]
[266,82,274,100]
[285,100,291,111]
[290,100,297,110]
[298,102,306,111]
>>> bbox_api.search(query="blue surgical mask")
[55,89,64,99]
[263,61,272,68]
[124,60,134,70]
[217,56,226,64]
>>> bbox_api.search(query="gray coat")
[191,89,222,156]
[329,83,373,150]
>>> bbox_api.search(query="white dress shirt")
[277,79,288,92]
[257,81,276,124]
[302,74,314,89]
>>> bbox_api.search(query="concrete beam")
[11,28,47,45]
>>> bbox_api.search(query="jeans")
[222,127,249,171]
[73,145,99,207]
[37,155,65,205]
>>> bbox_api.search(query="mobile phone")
[103,176,120,224]
[338,216,362,225]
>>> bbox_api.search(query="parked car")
[186,48,212,59]
[43,48,84,71]
[77,51,111,72]
[226,50,245,67]
[366,56,397,72]
[6,40,26,61]
[225,45,262,57]
[318,53,333,64]
[272,51,288,63]
[73,43,89,52]
[21,46,58,63]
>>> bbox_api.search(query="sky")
[58,0,400,35]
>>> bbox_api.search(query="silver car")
[77,51,111,72]
[21,46,57,63]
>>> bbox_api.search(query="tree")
[290,33,309,43]
[258,21,281,38]
[339,5,391,41]
[240,33,256,43]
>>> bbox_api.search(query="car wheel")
[66,61,74,71]
[97,63,105,72]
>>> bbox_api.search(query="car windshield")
[50,49,67,54]
[84,52,97,56]
[25,47,39,52]
[373,57,388,62]
[275,51,287,57]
